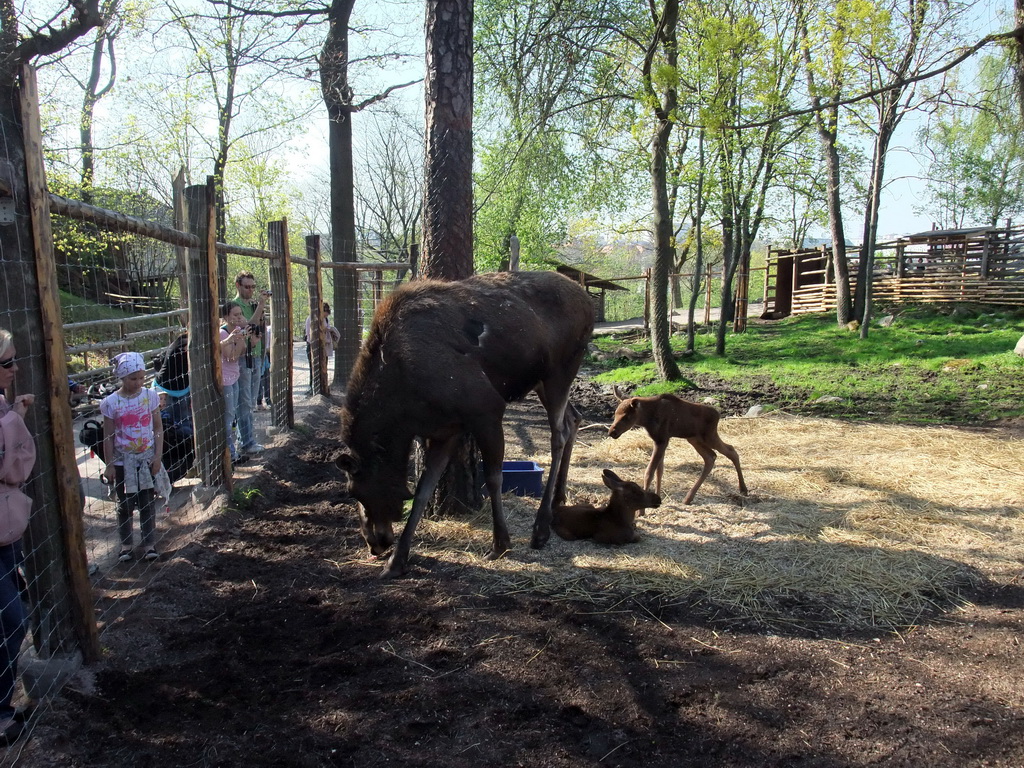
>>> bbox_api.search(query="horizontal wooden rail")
[49,193,199,248]
[216,242,275,260]
[63,308,187,331]
[65,325,185,355]
[320,260,412,271]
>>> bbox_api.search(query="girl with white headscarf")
[101,352,164,563]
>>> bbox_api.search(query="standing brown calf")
[608,386,747,504]
[553,469,661,545]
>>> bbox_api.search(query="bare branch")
[13,0,104,62]
[352,79,421,112]
[720,23,1024,131]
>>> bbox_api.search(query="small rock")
[1014,335,1024,357]
[745,405,765,418]
[813,396,844,404]
[701,396,718,405]
[878,315,895,327]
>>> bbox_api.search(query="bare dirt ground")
[14,374,1024,768]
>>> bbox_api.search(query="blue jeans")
[257,356,270,405]
[236,357,262,451]
[0,544,25,719]
[224,380,240,461]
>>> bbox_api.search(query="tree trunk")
[320,0,360,387]
[422,0,478,516]
[421,0,475,282]
[814,116,853,326]
[645,0,681,382]
[858,122,894,340]
[651,114,680,381]
[685,130,707,355]
[715,193,735,356]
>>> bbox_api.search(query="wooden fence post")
[19,63,100,662]
[305,235,327,398]
[267,220,294,429]
[172,168,188,304]
[184,179,229,490]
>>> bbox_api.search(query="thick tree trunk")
[421,0,474,282]
[320,0,360,387]
[422,0,478,516]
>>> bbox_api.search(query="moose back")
[336,270,594,578]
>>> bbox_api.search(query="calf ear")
[335,452,359,475]
[602,469,623,488]
[612,385,627,402]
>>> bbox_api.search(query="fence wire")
[1,168,409,764]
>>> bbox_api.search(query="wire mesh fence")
[0,65,414,764]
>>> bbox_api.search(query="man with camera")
[232,270,270,457]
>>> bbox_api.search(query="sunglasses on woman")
[0,356,15,369]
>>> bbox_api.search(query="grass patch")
[591,305,1024,424]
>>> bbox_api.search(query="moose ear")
[612,385,627,402]
[335,452,359,475]
[602,469,623,488]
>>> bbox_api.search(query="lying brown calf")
[553,469,661,545]
[609,386,747,504]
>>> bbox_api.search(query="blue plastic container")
[480,460,545,497]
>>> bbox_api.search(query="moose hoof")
[380,557,408,579]
[529,533,550,550]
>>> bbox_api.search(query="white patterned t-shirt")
[100,388,160,462]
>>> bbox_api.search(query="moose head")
[336,451,413,557]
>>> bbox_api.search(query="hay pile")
[395,415,1024,631]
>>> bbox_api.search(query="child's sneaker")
[144,549,159,562]
[118,549,133,563]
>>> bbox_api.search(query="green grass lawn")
[590,304,1024,425]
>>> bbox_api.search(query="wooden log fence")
[0,62,413,742]
[766,226,1024,316]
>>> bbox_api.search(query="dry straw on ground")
[363,415,1024,632]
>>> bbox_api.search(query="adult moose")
[336,271,594,578]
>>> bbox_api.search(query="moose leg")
[682,439,718,505]
[710,436,747,496]
[384,435,458,578]
[552,403,581,505]
[477,427,512,560]
[532,383,576,549]
[644,441,669,495]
